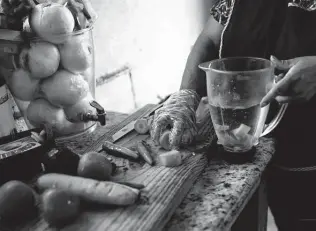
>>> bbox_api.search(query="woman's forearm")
[180,33,219,98]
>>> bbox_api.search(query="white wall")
[92,0,213,113]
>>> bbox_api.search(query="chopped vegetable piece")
[134,118,150,134]
[157,150,182,167]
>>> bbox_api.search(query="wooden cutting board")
[15,104,215,231]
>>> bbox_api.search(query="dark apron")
[220,0,316,168]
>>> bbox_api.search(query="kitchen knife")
[111,104,163,143]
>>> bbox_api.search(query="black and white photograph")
[0,0,316,230]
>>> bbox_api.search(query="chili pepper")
[136,140,154,165]
[101,141,139,160]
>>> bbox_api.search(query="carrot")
[134,118,150,134]
[36,173,140,206]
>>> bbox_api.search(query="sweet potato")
[36,173,139,206]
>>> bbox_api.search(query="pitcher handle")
[260,103,288,137]
[260,76,288,137]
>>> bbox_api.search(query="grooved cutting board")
[15,104,215,231]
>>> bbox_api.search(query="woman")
[151,0,316,230]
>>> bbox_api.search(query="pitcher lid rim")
[200,56,275,74]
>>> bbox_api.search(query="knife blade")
[112,120,137,142]
[111,104,163,143]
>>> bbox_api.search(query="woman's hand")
[261,55,316,107]
[150,89,200,149]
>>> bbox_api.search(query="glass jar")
[0,81,17,138]
[0,25,101,139]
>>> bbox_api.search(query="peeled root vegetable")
[19,42,60,79]
[37,173,140,206]
[59,35,92,74]
[64,93,95,122]
[30,3,75,44]
[157,150,183,167]
[8,69,40,101]
[40,70,89,107]
[26,98,67,132]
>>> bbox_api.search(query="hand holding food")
[151,89,201,149]
[159,130,172,150]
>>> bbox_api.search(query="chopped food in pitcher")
[231,123,251,140]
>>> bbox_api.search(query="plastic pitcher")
[199,57,288,153]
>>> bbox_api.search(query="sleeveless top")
[210,0,316,168]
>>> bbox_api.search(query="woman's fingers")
[275,96,293,104]
[275,73,284,83]
[169,120,185,148]
[150,115,170,144]
[261,66,302,107]
[275,84,316,103]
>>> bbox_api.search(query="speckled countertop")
[164,137,275,231]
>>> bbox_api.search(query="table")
[13,104,275,231]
